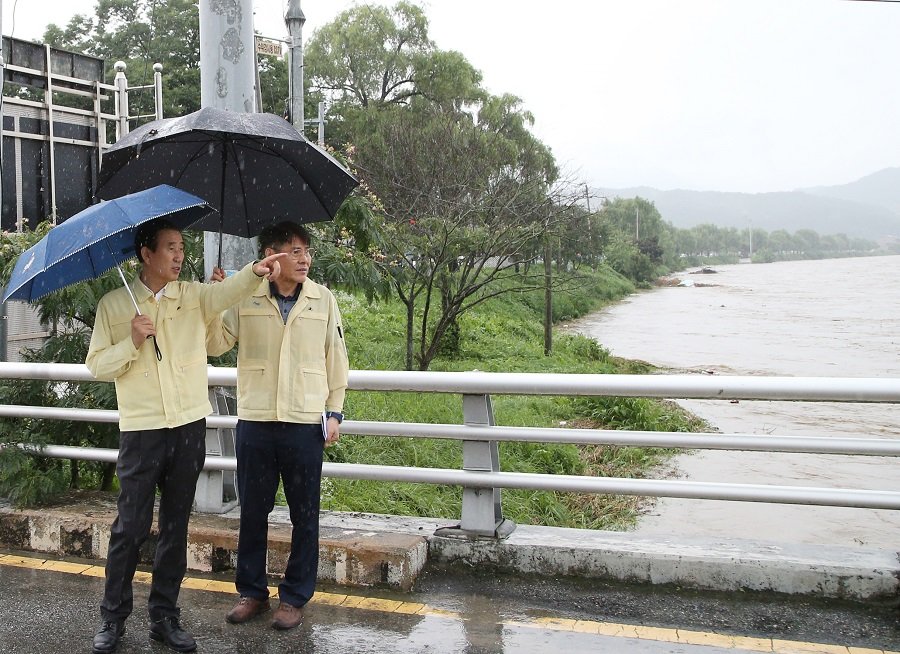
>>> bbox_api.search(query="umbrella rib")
[168,138,228,193]
[232,139,254,234]
[239,136,344,219]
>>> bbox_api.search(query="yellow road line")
[1,553,894,654]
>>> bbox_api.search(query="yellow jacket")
[86,263,262,431]
[210,277,349,423]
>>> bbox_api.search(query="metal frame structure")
[2,37,110,228]
[0,40,164,363]
[1,362,899,539]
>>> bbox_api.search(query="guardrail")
[2,362,900,538]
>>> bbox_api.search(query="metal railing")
[2,361,900,538]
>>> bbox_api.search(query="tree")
[349,98,561,369]
[305,3,573,370]
[305,2,482,108]
[304,1,483,146]
[594,198,670,283]
[44,0,203,121]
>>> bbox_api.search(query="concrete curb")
[1,498,897,601]
[0,498,427,592]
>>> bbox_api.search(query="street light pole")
[286,0,306,131]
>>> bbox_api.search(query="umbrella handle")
[116,265,142,315]
[115,264,162,360]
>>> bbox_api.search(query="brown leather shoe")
[271,601,303,630]
[226,596,271,624]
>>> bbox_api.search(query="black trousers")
[100,418,206,622]
[234,420,324,607]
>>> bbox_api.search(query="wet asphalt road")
[0,551,898,654]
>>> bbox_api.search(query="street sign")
[256,38,283,57]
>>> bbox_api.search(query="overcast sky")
[4,0,899,194]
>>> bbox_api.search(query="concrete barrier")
[1,494,897,601]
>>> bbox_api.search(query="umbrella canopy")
[2,184,215,304]
[95,107,359,239]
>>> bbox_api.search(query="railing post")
[153,63,164,120]
[193,388,239,513]
[114,61,129,139]
[436,393,516,539]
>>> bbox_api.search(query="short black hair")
[134,218,181,264]
[257,221,311,258]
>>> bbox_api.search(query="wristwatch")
[325,411,344,424]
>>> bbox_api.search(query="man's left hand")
[325,417,341,446]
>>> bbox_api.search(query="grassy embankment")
[319,265,707,531]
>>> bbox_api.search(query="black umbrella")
[95,107,358,264]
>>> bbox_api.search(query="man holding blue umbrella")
[86,218,285,654]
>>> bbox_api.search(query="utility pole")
[543,233,552,356]
[286,0,306,131]
[635,204,640,242]
[198,0,257,279]
[199,0,257,112]
[584,183,592,267]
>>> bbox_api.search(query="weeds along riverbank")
[317,265,707,531]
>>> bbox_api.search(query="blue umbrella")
[2,184,215,310]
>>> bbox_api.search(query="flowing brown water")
[567,255,900,548]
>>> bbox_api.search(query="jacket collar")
[130,275,182,303]
[253,277,322,300]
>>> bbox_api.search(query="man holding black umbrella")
[86,218,285,654]
[207,221,349,631]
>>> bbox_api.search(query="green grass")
[314,265,709,531]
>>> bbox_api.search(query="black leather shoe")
[92,620,125,654]
[149,616,196,653]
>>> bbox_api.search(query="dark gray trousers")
[100,418,206,622]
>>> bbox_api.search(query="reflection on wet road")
[1,551,896,654]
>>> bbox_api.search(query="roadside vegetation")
[0,242,706,529]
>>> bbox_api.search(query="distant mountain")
[801,167,900,216]
[595,168,900,241]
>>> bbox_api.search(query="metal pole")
[44,45,58,223]
[114,61,129,139]
[543,234,552,356]
[153,63,163,119]
[199,0,257,111]
[198,0,257,278]
[317,100,325,145]
[285,0,306,131]
[197,0,258,511]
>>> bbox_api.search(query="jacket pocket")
[236,359,269,412]
[109,315,134,345]
[297,367,328,412]
[173,353,209,413]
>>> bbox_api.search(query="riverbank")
[325,264,704,530]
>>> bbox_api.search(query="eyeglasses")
[283,247,315,260]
